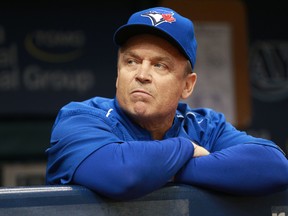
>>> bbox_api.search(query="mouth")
[131,89,152,98]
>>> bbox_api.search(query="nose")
[135,61,152,83]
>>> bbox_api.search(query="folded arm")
[73,137,194,200]
[175,143,288,195]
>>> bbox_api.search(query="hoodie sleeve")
[175,143,288,195]
[73,137,194,200]
[175,108,288,195]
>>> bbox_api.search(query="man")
[46,7,288,200]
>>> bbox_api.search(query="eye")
[154,63,162,68]
[154,62,167,70]
[123,57,139,70]
[127,59,136,65]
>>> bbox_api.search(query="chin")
[132,108,149,117]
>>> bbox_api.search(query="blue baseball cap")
[113,7,197,69]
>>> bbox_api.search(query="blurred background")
[0,0,287,186]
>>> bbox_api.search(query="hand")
[192,142,210,157]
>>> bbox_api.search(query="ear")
[115,65,120,89]
[115,51,121,89]
[116,76,119,89]
[181,73,197,99]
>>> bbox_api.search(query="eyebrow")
[121,50,174,64]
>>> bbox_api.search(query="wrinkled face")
[116,34,196,124]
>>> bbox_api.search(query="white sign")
[183,22,235,124]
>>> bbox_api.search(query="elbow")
[100,171,153,200]
[270,159,288,192]
[254,145,288,194]
[257,156,288,195]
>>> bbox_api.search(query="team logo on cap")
[141,10,176,26]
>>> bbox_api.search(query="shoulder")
[51,97,119,128]
[58,96,114,117]
[177,102,226,124]
[64,96,113,109]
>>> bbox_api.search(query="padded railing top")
[0,184,288,216]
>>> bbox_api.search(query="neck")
[136,116,174,140]
[150,130,166,140]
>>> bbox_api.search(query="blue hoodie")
[46,96,288,200]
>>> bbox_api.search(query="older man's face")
[115,34,196,131]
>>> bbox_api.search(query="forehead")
[120,34,187,61]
